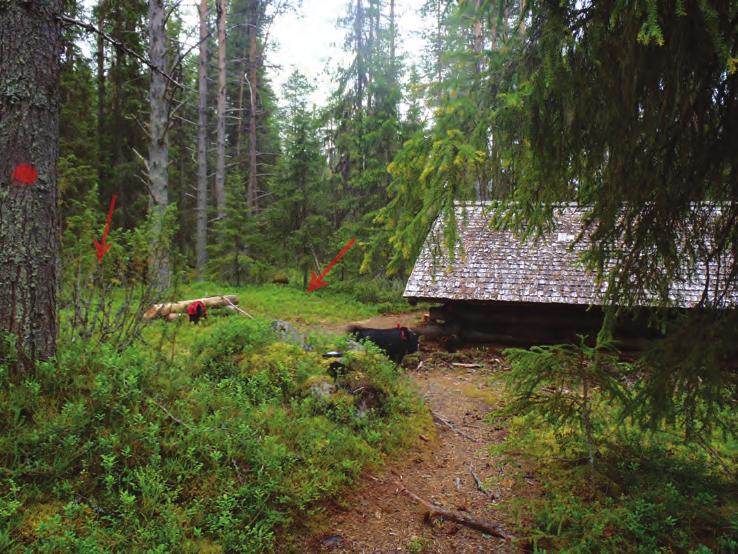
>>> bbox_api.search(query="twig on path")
[451,363,482,368]
[395,480,511,540]
[469,465,493,498]
[431,411,479,443]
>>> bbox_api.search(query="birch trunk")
[196,0,209,278]
[0,0,62,362]
[215,0,227,219]
[147,0,170,290]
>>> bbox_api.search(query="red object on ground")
[187,301,207,318]
[12,164,38,185]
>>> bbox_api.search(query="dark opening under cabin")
[404,203,736,348]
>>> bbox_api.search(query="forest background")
[0,0,737,551]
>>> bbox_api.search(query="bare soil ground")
[296,313,539,553]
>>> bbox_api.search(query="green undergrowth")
[0,317,427,552]
[179,282,390,325]
[488,372,738,553]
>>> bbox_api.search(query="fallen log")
[143,295,240,320]
[396,481,510,540]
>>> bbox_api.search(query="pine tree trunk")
[247,0,259,214]
[215,0,227,219]
[148,0,170,290]
[196,0,209,278]
[390,0,396,69]
[473,0,485,201]
[518,0,527,35]
[355,0,365,111]
[0,0,62,362]
[436,0,442,102]
[96,7,106,184]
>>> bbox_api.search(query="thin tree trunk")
[390,0,396,70]
[196,0,209,278]
[236,63,245,167]
[436,0,442,102]
[367,0,374,113]
[473,0,485,201]
[356,0,365,111]
[147,0,170,290]
[0,0,62,363]
[215,0,227,219]
[247,0,259,213]
[96,6,106,183]
[473,0,483,73]
[518,0,527,36]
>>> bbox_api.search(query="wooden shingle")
[404,203,736,308]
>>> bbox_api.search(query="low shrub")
[0,316,425,552]
[490,339,738,553]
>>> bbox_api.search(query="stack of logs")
[143,295,241,321]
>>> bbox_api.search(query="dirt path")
[300,338,533,553]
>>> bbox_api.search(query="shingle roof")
[403,203,736,308]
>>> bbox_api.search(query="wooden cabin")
[404,203,735,347]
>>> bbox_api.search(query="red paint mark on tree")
[93,194,118,264]
[12,164,38,185]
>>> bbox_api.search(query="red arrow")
[93,194,117,264]
[307,238,356,293]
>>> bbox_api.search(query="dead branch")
[231,457,245,484]
[469,466,493,498]
[58,15,184,89]
[431,411,479,443]
[222,296,254,319]
[395,481,510,540]
[151,399,193,430]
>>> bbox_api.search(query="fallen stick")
[222,296,254,319]
[469,466,492,498]
[451,362,482,368]
[395,481,510,540]
[431,411,479,443]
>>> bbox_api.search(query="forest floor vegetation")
[300,337,738,554]
[1,288,735,553]
[0,298,428,552]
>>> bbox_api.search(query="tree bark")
[196,0,209,278]
[389,0,396,70]
[96,5,106,183]
[0,0,62,362]
[215,0,227,219]
[246,0,259,213]
[355,0,365,111]
[147,0,171,290]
